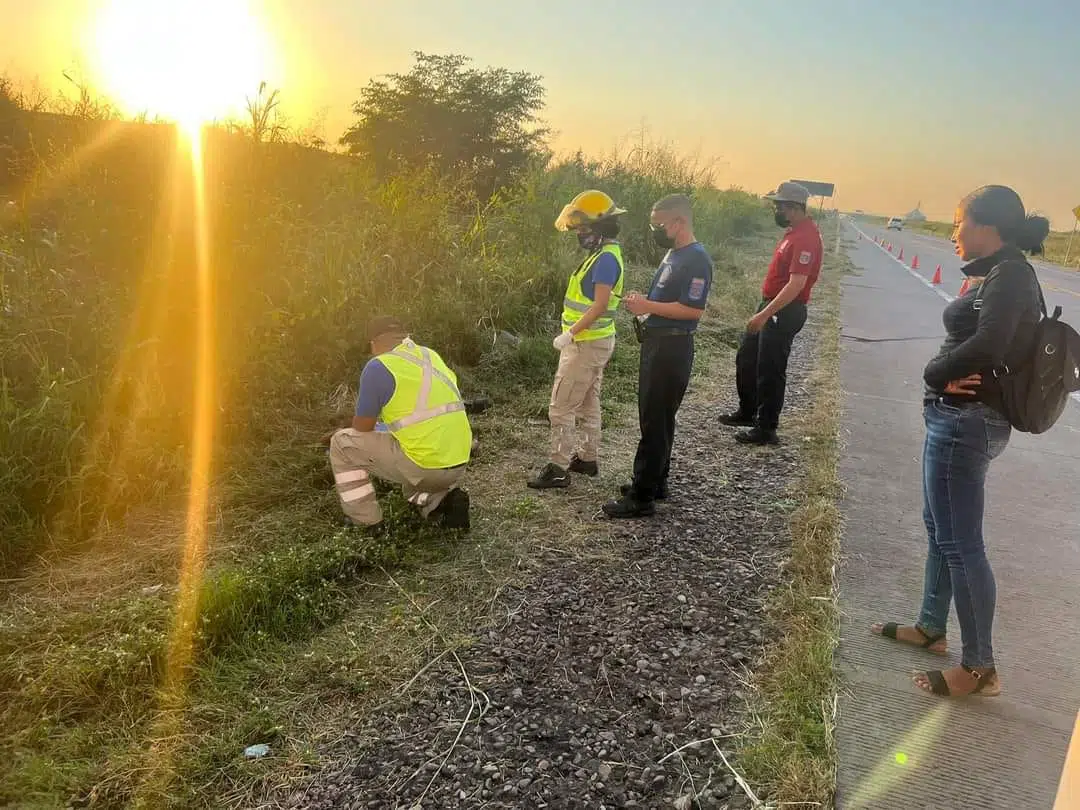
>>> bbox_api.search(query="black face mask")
[774,210,790,228]
[651,225,675,249]
[577,231,602,252]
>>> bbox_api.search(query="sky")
[2,0,1079,228]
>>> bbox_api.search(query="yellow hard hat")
[554,190,628,231]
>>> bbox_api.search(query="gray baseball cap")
[764,181,811,205]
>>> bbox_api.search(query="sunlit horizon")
[87,0,277,138]
[2,0,1078,227]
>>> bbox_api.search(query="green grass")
[736,223,847,806]
[0,99,795,806]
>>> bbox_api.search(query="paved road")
[855,220,1080,321]
[834,218,1080,809]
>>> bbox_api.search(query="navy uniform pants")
[631,330,694,501]
[735,299,808,431]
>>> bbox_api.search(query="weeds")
[0,89,779,804]
[736,231,846,805]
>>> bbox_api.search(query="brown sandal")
[917,665,1000,697]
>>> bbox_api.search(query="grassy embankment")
[1,106,845,806]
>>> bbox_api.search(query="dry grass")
[0,241,775,808]
[735,224,849,806]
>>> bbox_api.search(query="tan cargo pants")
[548,336,616,468]
[329,428,466,526]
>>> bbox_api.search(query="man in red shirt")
[720,181,823,445]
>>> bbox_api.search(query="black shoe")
[735,427,780,446]
[602,494,656,519]
[430,487,470,531]
[620,482,669,501]
[527,462,570,489]
[568,454,599,477]
[719,411,755,428]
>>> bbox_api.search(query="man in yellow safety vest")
[329,316,472,530]
[528,190,627,489]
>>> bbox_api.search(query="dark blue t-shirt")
[645,242,713,332]
[580,251,622,301]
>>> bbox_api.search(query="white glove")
[553,331,574,351]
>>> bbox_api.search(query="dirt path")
[281,316,824,810]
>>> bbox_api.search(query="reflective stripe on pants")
[328,428,466,526]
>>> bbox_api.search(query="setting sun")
[90,0,277,135]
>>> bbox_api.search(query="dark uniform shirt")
[645,242,713,332]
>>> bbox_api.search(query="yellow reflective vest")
[377,339,472,469]
[561,242,625,341]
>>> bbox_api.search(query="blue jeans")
[917,399,1011,668]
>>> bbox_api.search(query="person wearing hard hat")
[528,190,627,489]
[329,316,472,530]
[719,181,823,446]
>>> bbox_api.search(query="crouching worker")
[329,316,472,531]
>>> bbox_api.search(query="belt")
[642,327,693,338]
[924,394,978,409]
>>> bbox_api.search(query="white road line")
[844,218,1080,408]
[847,221,955,304]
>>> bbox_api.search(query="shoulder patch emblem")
[688,277,706,301]
[798,250,812,265]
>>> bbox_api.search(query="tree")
[340,52,549,199]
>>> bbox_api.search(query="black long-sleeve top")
[923,246,1043,414]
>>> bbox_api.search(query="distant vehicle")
[886,216,904,231]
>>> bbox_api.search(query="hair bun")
[1018,214,1050,255]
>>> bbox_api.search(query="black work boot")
[620,482,669,501]
[602,493,655,519]
[430,488,470,531]
[735,427,780,446]
[719,410,755,428]
[527,463,570,489]
[568,454,599,477]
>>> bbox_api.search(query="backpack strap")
[974,259,1049,380]
[974,259,1048,317]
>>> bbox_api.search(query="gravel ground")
[286,326,820,810]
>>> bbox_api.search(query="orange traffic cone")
[931,265,942,285]
[911,254,919,269]
[958,278,972,295]
[888,243,893,253]
[898,247,904,260]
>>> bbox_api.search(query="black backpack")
[977,263,1080,434]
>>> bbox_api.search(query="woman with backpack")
[870,184,1050,697]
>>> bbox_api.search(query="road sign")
[791,180,835,198]
[1066,206,1080,266]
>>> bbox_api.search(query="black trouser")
[735,298,808,431]
[631,331,694,501]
